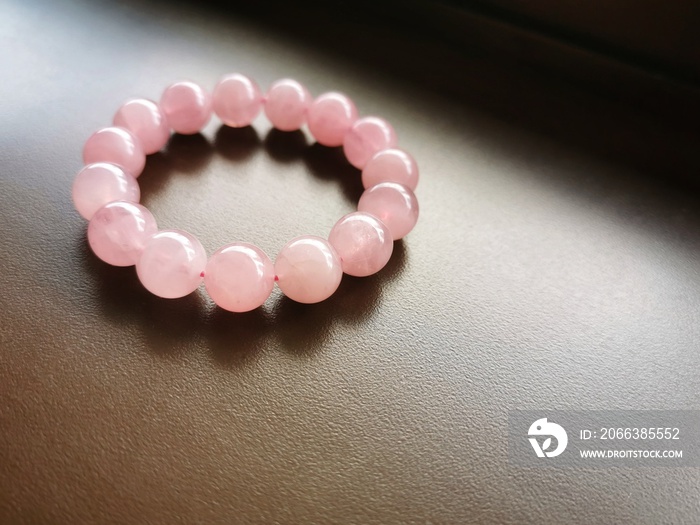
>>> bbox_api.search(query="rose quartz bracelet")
[73,74,419,311]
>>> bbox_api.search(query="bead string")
[73,74,419,312]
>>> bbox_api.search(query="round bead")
[136,230,207,299]
[72,162,140,220]
[275,236,342,304]
[329,212,393,277]
[358,182,419,240]
[160,81,212,135]
[307,92,358,147]
[113,98,170,155]
[204,243,275,312]
[362,148,419,190]
[87,201,157,267]
[83,126,146,177]
[212,73,263,127]
[343,117,397,169]
[263,78,311,131]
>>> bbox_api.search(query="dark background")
[1,0,699,523]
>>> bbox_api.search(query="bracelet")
[72,74,419,312]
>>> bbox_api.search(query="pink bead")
[83,127,146,177]
[264,78,311,131]
[307,92,358,147]
[329,212,393,277]
[136,230,207,299]
[362,148,419,190]
[275,236,342,304]
[212,73,262,127]
[204,243,275,312]
[358,182,419,240]
[343,117,397,169]
[160,81,212,135]
[113,98,170,155]
[87,201,157,267]
[72,163,140,220]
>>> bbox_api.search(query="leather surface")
[1,0,699,523]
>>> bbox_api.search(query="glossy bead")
[358,182,419,240]
[307,92,358,147]
[343,117,397,169]
[263,78,311,131]
[204,243,274,312]
[87,201,157,267]
[329,212,393,277]
[160,81,212,135]
[212,73,262,127]
[275,236,342,304]
[136,230,207,299]
[72,163,140,220]
[83,127,146,177]
[113,98,170,154]
[362,148,419,190]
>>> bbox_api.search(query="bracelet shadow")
[80,126,408,368]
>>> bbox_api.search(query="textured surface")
[1,0,700,524]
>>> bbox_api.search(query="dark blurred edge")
[216,0,700,117]
[194,0,700,183]
[443,0,700,88]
